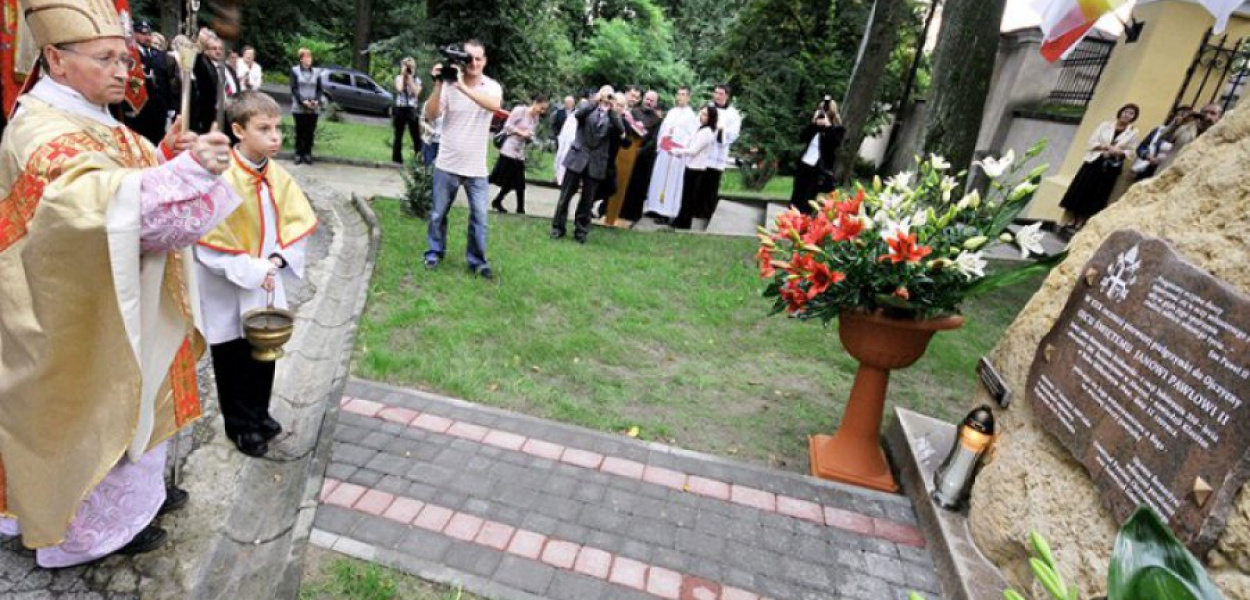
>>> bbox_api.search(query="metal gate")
[1173,29,1250,113]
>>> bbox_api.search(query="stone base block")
[887,408,1010,600]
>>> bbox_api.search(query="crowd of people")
[1058,100,1224,233]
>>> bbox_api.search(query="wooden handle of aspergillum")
[174,39,199,135]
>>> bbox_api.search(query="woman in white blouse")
[670,104,718,230]
[1058,103,1139,232]
[235,46,263,92]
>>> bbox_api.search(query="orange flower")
[806,262,845,299]
[779,279,808,312]
[756,245,776,278]
[775,209,808,241]
[893,287,911,300]
[832,212,864,241]
[880,231,932,264]
[801,212,834,246]
[835,189,864,216]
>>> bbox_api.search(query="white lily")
[939,176,960,202]
[975,149,1015,179]
[912,209,929,228]
[885,171,914,191]
[1015,222,1045,259]
[929,154,951,170]
[956,190,981,211]
[881,217,912,242]
[953,251,987,280]
[879,191,906,211]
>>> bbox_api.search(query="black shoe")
[574,235,587,245]
[472,266,494,281]
[115,525,167,556]
[424,257,439,270]
[295,155,306,165]
[260,417,283,441]
[516,209,526,215]
[158,486,189,516]
[232,432,268,458]
[550,230,565,240]
[492,202,508,214]
[305,155,314,166]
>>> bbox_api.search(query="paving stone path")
[313,379,945,600]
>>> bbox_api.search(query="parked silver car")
[319,67,393,115]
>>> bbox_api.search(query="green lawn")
[301,548,482,600]
[286,117,795,200]
[353,200,1041,472]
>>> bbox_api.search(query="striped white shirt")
[434,76,503,178]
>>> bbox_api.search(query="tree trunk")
[834,0,907,182]
[921,0,1006,173]
[353,0,374,73]
[160,0,181,38]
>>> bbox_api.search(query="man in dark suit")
[124,19,173,145]
[190,32,238,134]
[550,86,623,244]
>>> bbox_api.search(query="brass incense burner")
[242,304,294,362]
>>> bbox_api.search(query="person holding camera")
[490,95,550,215]
[551,85,625,244]
[392,57,423,164]
[422,39,503,280]
[789,97,845,214]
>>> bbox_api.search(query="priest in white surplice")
[643,86,697,223]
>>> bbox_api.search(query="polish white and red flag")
[1031,0,1129,62]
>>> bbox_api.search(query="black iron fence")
[1174,29,1250,114]
[1047,39,1116,108]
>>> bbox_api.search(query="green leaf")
[963,251,1068,300]
[908,593,927,600]
[1108,507,1224,600]
[1003,590,1028,600]
[1031,530,1058,569]
[1031,558,1069,600]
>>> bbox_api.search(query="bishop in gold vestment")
[0,0,240,567]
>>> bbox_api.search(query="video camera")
[438,45,471,82]
[818,95,834,121]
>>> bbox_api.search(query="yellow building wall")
[1025,1,1250,221]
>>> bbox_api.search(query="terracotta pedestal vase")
[810,309,964,492]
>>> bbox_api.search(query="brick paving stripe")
[321,381,946,599]
[338,395,925,548]
[318,478,780,600]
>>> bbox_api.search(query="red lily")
[880,231,932,264]
[832,212,864,242]
[756,246,776,278]
[806,262,846,299]
[801,212,834,246]
[775,209,808,241]
[835,189,864,216]
[779,279,808,312]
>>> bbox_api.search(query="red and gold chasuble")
[0,96,202,548]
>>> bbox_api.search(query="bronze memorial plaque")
[1027,230,1249,554]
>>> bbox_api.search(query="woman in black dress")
[1058,103,1140,232]
[789,98,845,214]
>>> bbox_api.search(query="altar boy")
[196,92,318,457]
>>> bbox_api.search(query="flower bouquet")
[758,142,1066,490]
[759,142,1065,321]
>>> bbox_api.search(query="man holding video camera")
[422,39,503,280]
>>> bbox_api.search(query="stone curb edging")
[138,172,380,599]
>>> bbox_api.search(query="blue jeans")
[425,168,490,271]
[422,142,439,166]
